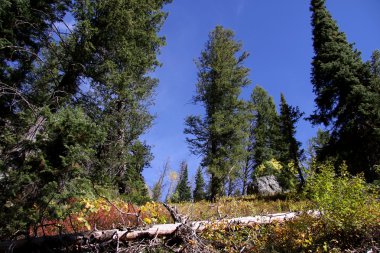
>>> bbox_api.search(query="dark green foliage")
[0,0,170,238]
[307,129,330,164]
[278,93,305,186]
[310,0,366,126]
[249,86,280,174]
[309,0,380,180]
[73,0,170,196]
[0,0,70,112]
[172,161,192,202]
[184,26,250,200]
[359,50,380,180]
[0,107,103,237]
[193,167,206,201]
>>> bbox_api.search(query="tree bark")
[0,211,320,253]
[8,115,46,157]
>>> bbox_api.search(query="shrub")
[254,158,299,191]
[304,162,380,232]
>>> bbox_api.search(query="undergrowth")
[5,163,379,252]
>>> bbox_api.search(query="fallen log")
[88,210,319,241]
[0,211,320,253]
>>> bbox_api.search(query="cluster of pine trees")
[168,162,206,203]
[184,26,305,199]
[0,0,171,237]
[149,160,206,203]
[185,0,380,200]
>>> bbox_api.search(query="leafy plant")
[305,162,380,231]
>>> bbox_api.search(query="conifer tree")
[172,161,192,202]
[360,50,380,180]
[193,167,206,202]
[249,85,280,178]
[0,0,171,237]
[306,129,330,167]
[309,0,379,180]
[84,0,170,199]
[185,26,250,200]
[278,93,305,185]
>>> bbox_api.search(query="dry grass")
[173,195,310,221]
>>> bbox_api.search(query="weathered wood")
[0,211,320,253]
[98,211,316,240]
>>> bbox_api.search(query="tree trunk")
[0,211,320,253]
[8,115,46,158]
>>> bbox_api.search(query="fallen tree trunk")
[0,211,320,253]
[94,210,318,240]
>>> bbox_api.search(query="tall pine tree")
[278,93,305,186]
[185,26,250,200]
[249,85,280,178]
[82,0,170,200]
[310,0,379,180]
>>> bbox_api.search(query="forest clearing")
[1,0,379,252]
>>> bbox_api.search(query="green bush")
[304,162,380,232]
[254,158,299,191]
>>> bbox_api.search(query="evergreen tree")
[359,50,380,180]
[193,167,206,202]
[309,0,379,180]
[249,85,280,178]
[0,0,170,237]
[306,129,331,167]
[83,0,170,199]
[184,26,250,200]
[172,161,192,202]
[240,102,255,195]
[278,93,305,186]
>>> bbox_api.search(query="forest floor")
[1,195,379,252]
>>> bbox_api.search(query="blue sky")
[142,0,380,188]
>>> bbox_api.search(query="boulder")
[253,175,282,196]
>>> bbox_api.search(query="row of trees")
[185,0,380,199]
[151,160,206,203]
[169,162,207,203]
[184,26,305,199]
[0,0,171,237]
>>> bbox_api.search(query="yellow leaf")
[143,217,152,224]
[77,217,86,222]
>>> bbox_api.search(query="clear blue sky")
[142,0,380,189]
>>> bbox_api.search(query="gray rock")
[253,175,282,196]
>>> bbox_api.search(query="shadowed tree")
[0,0,171,237]
[248,85,280,179]
[278,93,305,186]
[309,0,380,180]
[193,167,206,201]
